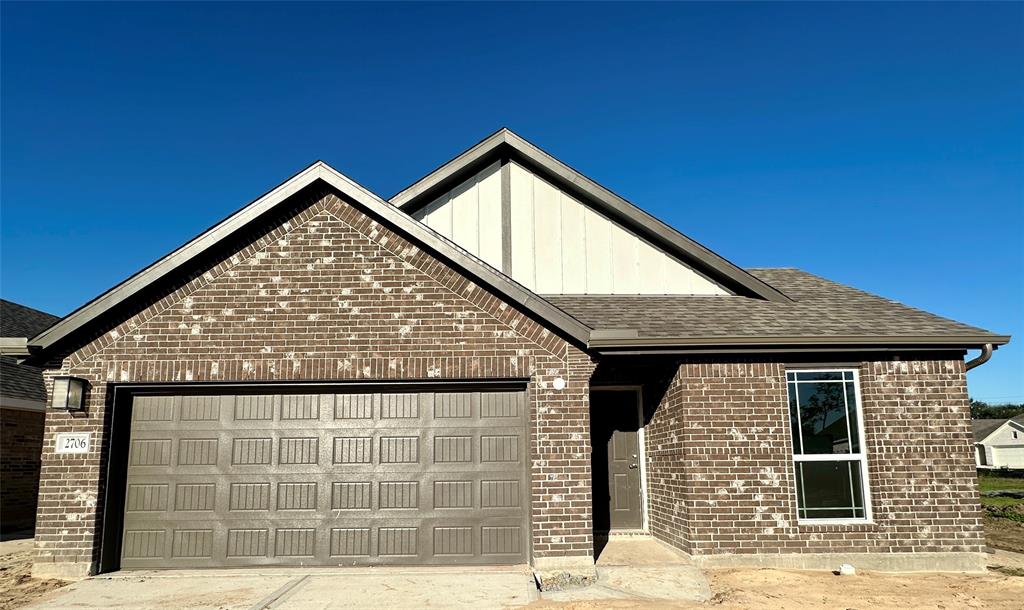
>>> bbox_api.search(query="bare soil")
[984,513,1024,553]
[0,538,68,610]
[530,566,1024,609]
[702,567,1024,609]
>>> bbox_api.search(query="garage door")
[993,446,1024,469]
[120,389,529,568]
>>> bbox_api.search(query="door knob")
[629,463,638,469]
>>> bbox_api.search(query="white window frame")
[787,368,872,525]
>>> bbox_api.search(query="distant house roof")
[974,416,1024,444]
[973,419,1008,443]
[0,300,60,405]
[547,268,1009,349]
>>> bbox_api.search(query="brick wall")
[1,407,46,532]
[35,187,594,575]
[645,358,984,556]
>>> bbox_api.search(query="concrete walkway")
[541,537,712,604]
[26,566,539,609]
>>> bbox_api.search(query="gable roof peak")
[390,129,792,303]
[27,158,592,359]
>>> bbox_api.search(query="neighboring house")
[24,129,1009,581]
[973,416,1024,468]
[0,299,60,533]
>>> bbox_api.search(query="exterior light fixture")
[51,376,87,411]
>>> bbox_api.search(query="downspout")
[965,343,994,371]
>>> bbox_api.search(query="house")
[23,129,1009,581]
[974,416,1024,468]
[0,299,60,533]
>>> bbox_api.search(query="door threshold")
[597,529,649,538]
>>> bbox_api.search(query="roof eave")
[588,333,1011,351]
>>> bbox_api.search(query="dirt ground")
[0,538,68,610]
[528,566,1024,609]
[984,514,1024,553]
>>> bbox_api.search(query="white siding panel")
[661,252,691,293]
[610,223,639,293]
[422,193,453,238]
[638,243,666,293]
[477,164,503,269]
[560,192,587,294]
[583,206,613,293]
[533,175,563,293]
[413,162,502,270]
[451,176,478,255]
[509,163,535,288]
[416,160,730,295]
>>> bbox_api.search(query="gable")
[507,161,727,295]
[395,128,789,301]
[979,420,1024,446]
[67,191,571,377]
[412,159,729,295]
[27,161,591,362]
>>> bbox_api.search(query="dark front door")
[591,390,643,531]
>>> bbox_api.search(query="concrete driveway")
[25,566,539,609]
[24,539,711,609]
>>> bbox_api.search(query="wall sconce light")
[51,376,88,411]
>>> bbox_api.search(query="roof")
[20,131,1010,360]
[973,419,1006,443]
[390,128,791,304]
[1,299,59,338]
[1,300,59,404]
[974,417,1024,443]
[546,268,1010,349]
[26,161,591,359]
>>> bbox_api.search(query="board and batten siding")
[412,161,503,271]
[412,160,728,295]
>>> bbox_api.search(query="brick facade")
[34,188,595,576]
[1,407,46,532]
[32,183,987,576]
[645,358,984,558]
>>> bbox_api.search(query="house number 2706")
[55,433,90,454]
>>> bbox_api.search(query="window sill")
[797,519,876,529]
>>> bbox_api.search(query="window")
[786,370,869,522]
[1013,431,1019,440]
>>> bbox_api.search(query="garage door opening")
[103,384,530,570]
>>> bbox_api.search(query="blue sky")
[2,2,1021,401]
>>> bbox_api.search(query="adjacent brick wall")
[35,188,594,575]
[645,358,984,556]
[1,407,46,532]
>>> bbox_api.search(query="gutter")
[965,343,994,371]
[0,337,30,357]
[587,330,1012,350]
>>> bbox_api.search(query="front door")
[591,390,643,531]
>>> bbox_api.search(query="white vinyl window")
[786,370,870,522]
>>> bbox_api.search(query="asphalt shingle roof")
[545,268,1005,343]
[973,419,1007,443]
[1,300,60,404]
